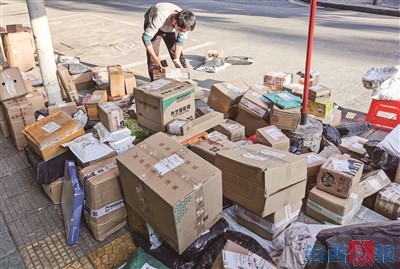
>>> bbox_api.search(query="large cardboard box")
[213,119,245,142]
[207,80,249,118]
[70,71,95,90]
[360,169,391,198]
[98,102,124,132]
[79,157,127,241]
[23,111,85,161]
[216,144,307,189]
[256,125,290,151]
[306,185,364,225]
[270,105,300,131]
[263,71,292,91]
[222,172,306,217]
[153,67,189,82]
[85,90,108,120]
[0,67,28,101]
[48,102,78,116]
[303,153,327,178]
[2,32,36,72]
[307,98,334,118]
[124,72,136,95]
[116,132,223,254]
[316,153,364,199]
[238,84,272,119]
[126,204,150,239]
[42,178,63,204]
[108,65,125,97]
[235,109,269,137]
[374,183,400,220]
[190,136,239,165]
[135,79,195,132]
[3,97,35,150]
[236,200,301,240]
[25,90,46,112]
[211,240,275,269]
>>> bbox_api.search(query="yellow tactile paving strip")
[19,230,135,269]
[87,233,136,269]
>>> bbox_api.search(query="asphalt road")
[2,0,400,113]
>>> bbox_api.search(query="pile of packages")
[1,23,400,268]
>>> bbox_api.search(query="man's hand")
[152,56,165,69]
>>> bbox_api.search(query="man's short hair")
[176,10,196,31]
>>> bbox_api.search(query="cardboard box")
[263,71,293,91]
[207,80,249,118]
[215,144,307,190]
[126,204,150,239]
[116,132,223,254]
[57,66,78,103]
[79,157,127,241]
[223,172,306,217]
[23,111,85,161]
[153,67,189,82]
[108,65,125,97]
[238,84,272,119]
[214,119,245,142]
[208,130,228,141]
[6,24,24,33]
[25,90,46,112]
[211,240,274,269]
[196,106,214,117]
[316,153,364,199]
[34,86,48,103]
[0,67,28,101]
[303,152,327,178]
[374,183,400,220]
[283,83,304,98]
[48,102,78,116]
[70,71,95,90]
[235,109,269,137]
[0,120,10,137]
[360,169,391,198]
[135,79,195,132]
[2,32,36,72]
[339,136,368,158]
[190,136,239,165]
[298,75,319,87]
[307,98,334,118]
[3,97,35,150]
[306,185,364,225]
[166,111,225,144]
[0,104,5,121]
[236,200,301,240]
[166,119,192,135]
[42,178,63,204]
[309,108,342,127]
[270,105,300,131]
[308,85,331,101]
[85,90,108,120]
[98,102,124,132]
[205,49,224,59]
[256,125,290,151]
[124,72,136,95]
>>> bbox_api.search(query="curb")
[300,0,400,17]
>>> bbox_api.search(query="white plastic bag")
[362,65,400,100]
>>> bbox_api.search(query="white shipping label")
[41,121,61,133]
[153,154,185,176]
[369,178,381,191]
[331,159,350,173]
[277,92,296,101]
[140,263,157,269]
[264,128,284,140]
[222,250,275,269]
[91,92,103,101]
[242,152,267,161]
[145,79,170,91]
[258,149,286,158]
[227,84,243,94]
[341,137,356,146]
[224,123,239,130]
[378,170,387,180]
[351,142,363,149]
[306,154,322,164]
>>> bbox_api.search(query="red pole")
[301,0,318,125]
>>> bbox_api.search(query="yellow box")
[307,99,334,118]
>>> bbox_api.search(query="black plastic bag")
[289,138,304,155]
[336,122,371,137]
[364,140,400,180]
[322,124,341,146]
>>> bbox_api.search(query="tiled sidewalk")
[0,135,135,269]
